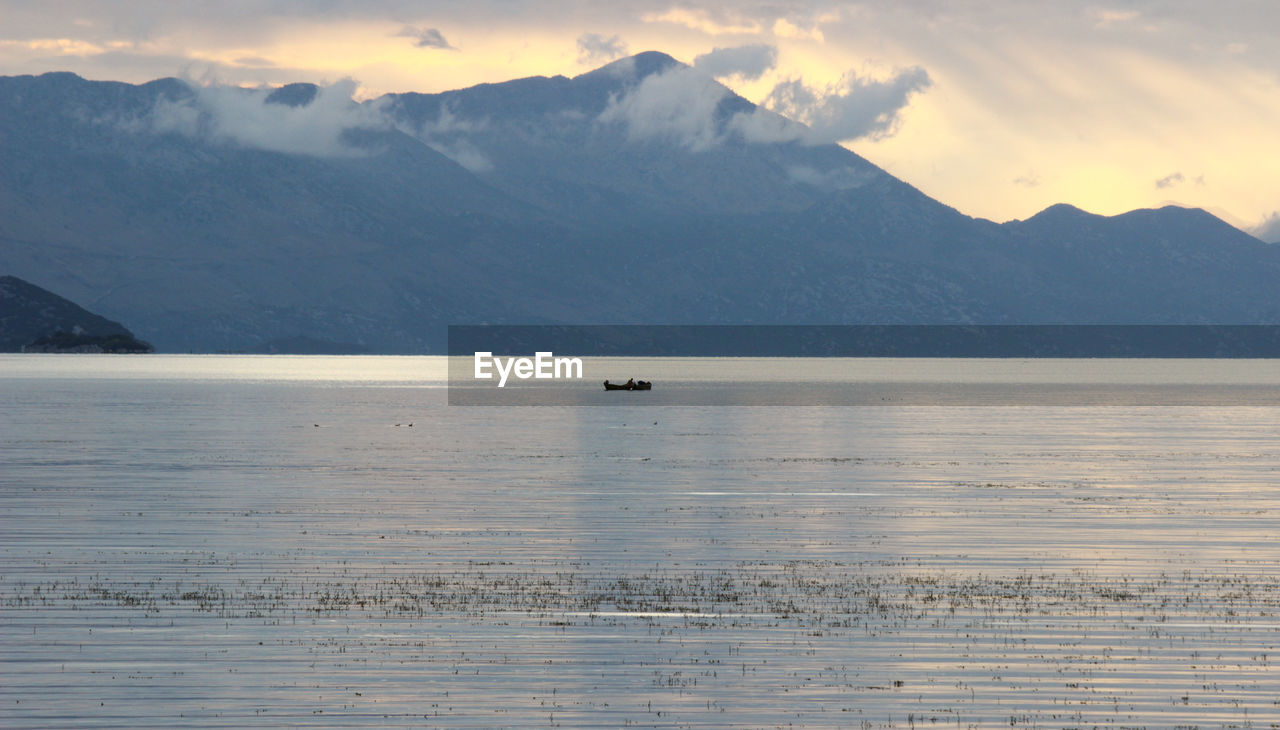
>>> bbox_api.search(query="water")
[3,355,1280,727]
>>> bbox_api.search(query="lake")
[3,355,1280,727]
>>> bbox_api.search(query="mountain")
[1,52,1277,352]
[0,275,151,352]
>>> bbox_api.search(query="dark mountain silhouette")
[0,275,151,352]
[0,52,1276,352]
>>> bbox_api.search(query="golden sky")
[2,1,1277,235]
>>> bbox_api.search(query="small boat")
[603,379,652,391]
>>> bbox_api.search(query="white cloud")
[786,164,872,190]
[762,66,932,144]
[726,105,805,144]
[424,138,493,173]
[414,104,485,136]
[1155,171,1184,189]
[1253,212,1280,243]
[143,77,498,168]
[577,33,628,66]
[597,66,728,151]
[693,43,777,81]
[593,54,636,78]
[402,104,494,172]
[148,77,390,157]
[596,58,931,151]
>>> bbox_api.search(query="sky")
[2,1,1278,237]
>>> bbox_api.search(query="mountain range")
[1,51,1277,353]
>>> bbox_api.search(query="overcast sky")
[2,1,1277,232]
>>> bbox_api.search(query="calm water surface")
[3,355,1280,727]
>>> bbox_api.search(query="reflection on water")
[3,355,1280,727]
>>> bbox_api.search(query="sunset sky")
[2,1,1277,236]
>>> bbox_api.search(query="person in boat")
[626,378,635,388]
[603,380,611,387]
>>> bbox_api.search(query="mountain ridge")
[4,66,1238,228]
[0,55,1276,352]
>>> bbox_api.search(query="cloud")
[597,66,728,151]
[5,0,1280,226]
[772,17,824,42]
[1253,212,1280,243]
[1088,8,1141,29]
[726,105,806,144]
[693,44,778,81]
[762,66,932,144]
[413,104,486,136]
[395,25,454,50]
[787,165,873,191]
[1155,171,1184,189]
[597,59,930,151]
[577,33,627,66]
[424,138,493,173]
[641,7,764,35]
[1013,173,1041,188]
[147,77,391,157]
[402,104,494,173]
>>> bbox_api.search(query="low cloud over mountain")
[1254,212,1280,244]
[111,50,929,163]
[139,77,388,157]
[763,67,932,143]
[2,52,1277,352]
[693,44,778,80]
[597,65,730,150]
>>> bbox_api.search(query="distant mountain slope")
[0,71,619,351]
[0,54,1277,352]
[1002,204,1280,322]
[383,51,896,221]
[0,275,148,351]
